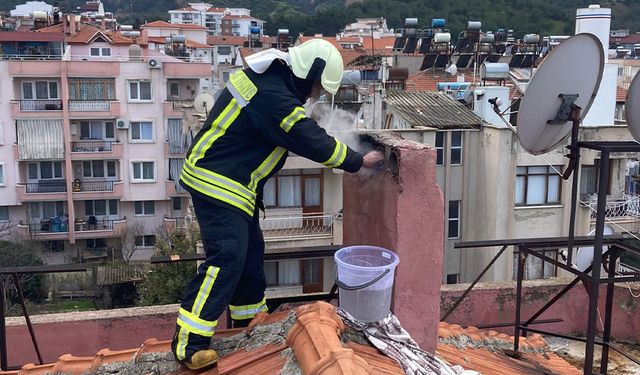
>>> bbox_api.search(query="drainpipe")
[60,59,77,248]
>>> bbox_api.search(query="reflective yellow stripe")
[229,297,268,320]
[191,265,219,317]
[323,140,347,168]
[179,307,217,329]
[279,107,306,133]
[248,147,287,191]
[228,70,257,101]
[181,171,255,216]
[177,309,218,337]
[189,98,241,164]
[176,326,189,360]
[182,161,255,202]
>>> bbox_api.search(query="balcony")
[68,100,120,118]
[66,61,120,76]
[16,215,70,240]
[70,140,123,159]
[8,60,62,76]
[75,217,127,239]
[17,181,67,201]
[166,180,188,196]
[11,100,63,118]
[163,216,188,232]
[261,212,337,242]
[162,62,211,78]
[164,141,189,156]
[72,180,124,199]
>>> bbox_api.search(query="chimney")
[342,133,444,353]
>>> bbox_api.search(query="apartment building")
[168,3,264,37]
[0,17,210,264]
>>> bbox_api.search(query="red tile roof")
[207,7,226,13]
[207,35,247,46]
[34,22,141,45]
[0,303,580,375]
[0,31,64,42]
[618,34,640,44]
[618,86,628,102]
[143,21,206,30]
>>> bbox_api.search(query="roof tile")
[51,354,94,375]
[217,344,287,374]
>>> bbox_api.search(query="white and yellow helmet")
[289,39,344,95]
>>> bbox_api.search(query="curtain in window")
[167,119,192,153]
[17,119,64,159]
[278,176,301,207]
[278,260,300,285]
[169,158,187,193]
[69,79,115,100]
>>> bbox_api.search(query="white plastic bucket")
[334,246,400,322]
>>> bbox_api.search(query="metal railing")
[19,99,62,111]
[74,181,115,192]
[27,220,69,234]
[71,140,113,152]
[581,193,640,220]
[164,216,188,229]
[170,99,195,110]
[68,100,111,111]
[1,54,62,61]
[260,213,335,241]
[75,218,119,232]
[25,181,66,194]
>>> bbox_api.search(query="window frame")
[82,160,117,179]
[84,199,118,217]
[515,166,563,207]
[128,80,153,102]
[79,120,115,140]
[68,78,116,101]
[134,200,156,216]
[0,163,5,186]
[450,131,463,166]
[171,197,182,211]
[129,121,154,143]
[263,169,323,209]
[131,161,156,183]
[0,206,9,221]
[447,200,460,239]
[435,131,445,166]
[134,234,156,248]
[22,80,59,100]
[27,161,63,181]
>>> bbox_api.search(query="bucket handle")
[335,268,391,291]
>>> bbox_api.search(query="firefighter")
[172,38,384,370]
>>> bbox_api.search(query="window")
[85,199,118,216]
[132,161,155,182]
[83,161,116,178]
[448,200,460,239]
[263,169,322,209]
[130,122,154,141]
[435,132,444,166]
[172,197,182,211]
[515,166,562,206]
[90,47,111,56]
[168,82,180,98]
[264,260,300,286]
[134,201,155,215]
[129,80,152,101]
[218,46,232,55]
[580,160,613,197]
[446,274,459,284]
[618,67,624,76]
[135,235,156,248]
[29,201,65,219]
[450,131,463,165]
[80,121,114,140]
[27,161,63,180]
[0,163,4,186]
[301,259,323,293]
[0,206,8,221]
[86,238,107,249]
[514,249,558,280]
[22,81,58,99]
[68,78,115,100]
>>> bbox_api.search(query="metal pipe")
[523,277,582,327]
[566,108,582,267]
[513,246,526,354]
[585,150,610,375]
[0,278,7,371]
[12,274,42,365]
[441,245,508,321]
[477,318,563,329]
[600,248,618,374]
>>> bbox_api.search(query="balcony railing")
[164,217,188,230]
[28,218,69,234]
[71,140,113,152]
[171,99,195,110]
[75,218,119,232]
[19,99,62,111]
[2,54,62,61]
[25,180,67,193]
[260,213,335,241]
[581,193,640,220]
[73,180,115,192]
[68,100,111,111]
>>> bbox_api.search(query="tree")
[0,241,47,313]
[135,220,200,306]
[118,220,146,264]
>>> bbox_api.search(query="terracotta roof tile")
[207,35,247,46]
[618,86,628,102]
[217,344,287,374]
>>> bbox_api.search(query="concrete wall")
[441,278,640,343]
[343,133,444,353]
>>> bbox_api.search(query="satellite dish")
[626,71,640,141]
[576,225,614,272]
[517,33,604,155]
[446,64,458,76]
[194,93,214,114]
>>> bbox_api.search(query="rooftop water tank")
[480,33,495,44]
[172,34,186,43]
[480,63,510,81]
[341,70,361,86]
[467,21,481,31]
[250,26,261,34]
[120,25,133,31]
[404,18,418,28]
[278,29,289,36]
[431,18,445,28]
[523,33,540,44]
[433,32,451,43]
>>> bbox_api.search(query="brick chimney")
[342,132,444,353]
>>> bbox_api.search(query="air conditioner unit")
[116,119,129,129]
[148,58,161,69]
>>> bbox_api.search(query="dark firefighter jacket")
[180,60,363,217]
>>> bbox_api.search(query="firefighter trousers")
[172,193,267,361]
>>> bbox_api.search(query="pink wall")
[343,134,445,353]
[441,280,640,343]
